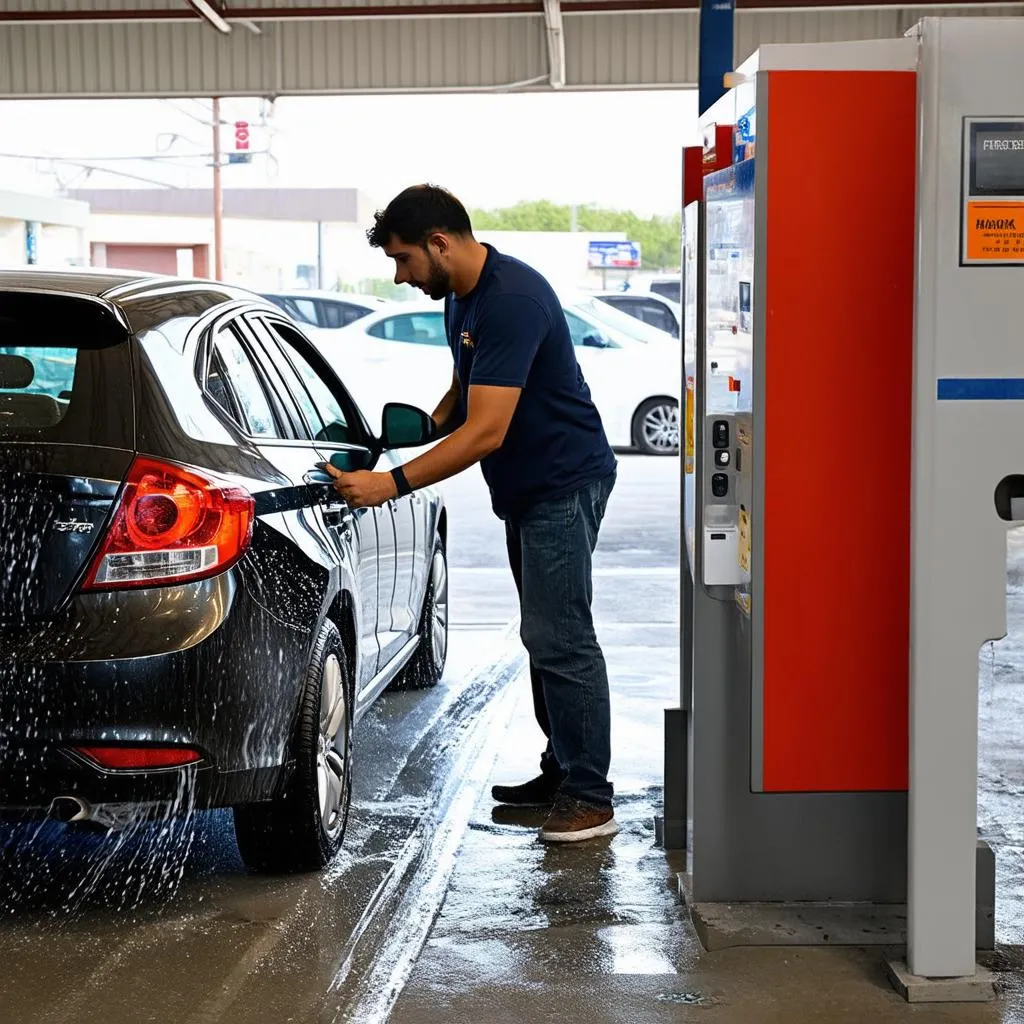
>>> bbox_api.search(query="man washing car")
[326,184,619,843]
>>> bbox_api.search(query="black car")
[0,270,448,873]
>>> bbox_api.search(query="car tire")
[233,620,353,873]
[632,398,680,456]
[389,539,448,692]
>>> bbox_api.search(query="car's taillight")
[73,745,204,770]
[82,456,254,591]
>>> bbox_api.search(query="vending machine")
[682,38,921,904]
[675,20,1024,992]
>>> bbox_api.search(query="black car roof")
[0,267,258,304]
[0,268,273,336]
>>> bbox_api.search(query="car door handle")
[324,505,352,524]
[304,470,344,508]
[304,471,352,526]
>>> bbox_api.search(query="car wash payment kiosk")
[678,18,1024,994]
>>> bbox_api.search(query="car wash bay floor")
[2,458,1024,1023]
[391,469,1024,1024]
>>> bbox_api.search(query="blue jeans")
[505,471,616,809]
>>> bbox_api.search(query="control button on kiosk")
[712,473,729,498]
[715,449,731,468]
[713,420,730,449]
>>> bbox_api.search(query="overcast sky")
[0,90,702,217]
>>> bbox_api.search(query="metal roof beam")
[184,0,232,31]
[543,0,565,88]
[1,0,1020,25]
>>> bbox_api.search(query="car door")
[375,446,419,649]
[197,315,348,718]
[362,311,448,643]
[249,314,401,688]
[563,309,630,430]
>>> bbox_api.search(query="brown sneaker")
[539,796,619,843]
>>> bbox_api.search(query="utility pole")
[212,96,224,281]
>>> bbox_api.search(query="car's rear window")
[0,292,134,447]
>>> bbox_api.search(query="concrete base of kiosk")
[677,841,995,957]
[885,960,996,1004]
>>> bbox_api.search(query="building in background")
[69,188,378,289]
[0,190,90,268]
[3,187,634,295]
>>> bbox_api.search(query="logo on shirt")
[460,331,475,350]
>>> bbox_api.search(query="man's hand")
[324,465,398,509]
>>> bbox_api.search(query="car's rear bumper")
[0,567,315,815]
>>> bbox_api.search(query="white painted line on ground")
[328,630,526,1024]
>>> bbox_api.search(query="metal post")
[698,0,735,116]
[212,97,224,281]
[317,221,325,289]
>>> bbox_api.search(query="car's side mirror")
[582,333,608,349]
[380,403,436,449]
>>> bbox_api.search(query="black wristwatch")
[390,465,413,497]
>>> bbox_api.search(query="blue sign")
[698,0,735,116]
[735,105,756,162]
[587,240,641,269]
[25,221,39,265]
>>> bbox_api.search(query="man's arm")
[326,292,545,508]
[403,384,519,489]
[430,370,465,438]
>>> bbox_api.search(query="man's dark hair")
[367,184,474,249]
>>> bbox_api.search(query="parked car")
[306,299,680,456]
[592,290,681,338]
[0,270,447,873]
[566,292,679,345]
[261,290,386,330]
[619,273,682,304]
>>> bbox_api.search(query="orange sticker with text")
[966,201,1024,262]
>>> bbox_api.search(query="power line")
[0,149,268,163]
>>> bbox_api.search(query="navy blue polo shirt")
[445,245,616,520]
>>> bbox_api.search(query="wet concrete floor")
[392,471,1024,1024]
[1,457,1023,1022]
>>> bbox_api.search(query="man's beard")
[422,251,451,300]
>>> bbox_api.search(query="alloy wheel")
[317,653,348,839]
[643,403,680,452]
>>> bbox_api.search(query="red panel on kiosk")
[684,146,704,207]
[761,71,916,792]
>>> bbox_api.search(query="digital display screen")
[970,122,1024,195]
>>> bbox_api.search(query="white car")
[591,290,681,339]
[261,290,387,330]
[305,299,680,456]
[565,292,679,345]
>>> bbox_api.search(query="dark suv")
[0,270,448,873]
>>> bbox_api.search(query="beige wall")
[0,218,85,267]
[0,218,24,265]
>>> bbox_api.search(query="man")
[326,184,618,843]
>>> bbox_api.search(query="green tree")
[469,200,681,271]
